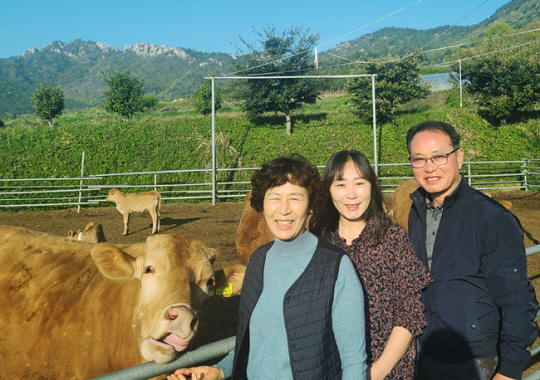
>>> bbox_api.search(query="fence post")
[211,77,217,205]
[77,151,85,213]
[523,159,529,191]
[459,59,463,108]
[154,173,157,192]
[371,74,378,177]
[467,161,471,186]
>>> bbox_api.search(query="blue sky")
[0,0,512,59]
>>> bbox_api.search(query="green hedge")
[1,95,539,207]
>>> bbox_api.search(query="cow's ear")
[67,230,74,238]
[204,247,218,264]
[214,264,246,296]
[91,244,136,279]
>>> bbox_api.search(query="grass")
[1,90,539,184]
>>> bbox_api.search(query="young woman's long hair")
[311,150,391,244]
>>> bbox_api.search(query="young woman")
[168,154,367,380]
[312,150,430,380]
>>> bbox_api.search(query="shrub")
[103,70,144,119]
[445,89,469,108]
[33,83,65,126]
[141,95,158,110]
[192,80,222,116]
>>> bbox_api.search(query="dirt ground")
[1,190,540,375]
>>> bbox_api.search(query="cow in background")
[235,191,274,265]
[106,188,161,235]
[67,221,106,243]
[391,178,513,233]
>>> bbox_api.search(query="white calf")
[106,189,161,235]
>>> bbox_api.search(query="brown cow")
[0,225,245,379]
[67,221,107,243]
[391,178,513,233]
[235,191,275,265]
[106,188,161,235]
[391,178,420,233]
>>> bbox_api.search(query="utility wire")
[321,26,540,70]
[317,0,423,50]
[432,38,540,66]
[323,0,524,66]
[226,0,423,76]
[421,0,491,49]
[223,2,540,79]
[236,33,540,80]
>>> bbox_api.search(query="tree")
[103,70,144,119]
[484,22,516,41]
[458,46,540,122]
[231,25,320,135]
[140,95,158,110]
[33,83,64,127]
[346,51,430,124]
[192,79,223,116]
[449,25,540,123]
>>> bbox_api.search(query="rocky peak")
[21,47,38,57]
[96,42,119,53]
[123,43,191,59]
[22,40,119,59]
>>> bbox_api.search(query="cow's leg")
[155,202,160,232]
[123,213,130,235]
[149,208,158,234]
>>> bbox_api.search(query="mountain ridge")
[1,0,538,118]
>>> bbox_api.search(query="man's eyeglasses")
[409,148,459,169]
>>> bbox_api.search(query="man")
[406,120,538,380]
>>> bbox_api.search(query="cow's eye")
[206,275,215,289]
[144,266,155,274]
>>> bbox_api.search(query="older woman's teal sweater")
[216,231,366,379]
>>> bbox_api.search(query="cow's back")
[122,191,161,213]
[235,192,274,265]
[0,225,141,379]
[391,178,419,233]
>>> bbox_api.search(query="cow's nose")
[166,305,199,338]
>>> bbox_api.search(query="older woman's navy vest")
[231,238,344,380]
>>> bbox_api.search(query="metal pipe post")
[211,78,216,205]
[372,75,378,177]
[77,151,85,213]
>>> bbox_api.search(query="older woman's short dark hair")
[250,154,324,216]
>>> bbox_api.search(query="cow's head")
[67,222,106,243]
[90,234,224,364]
[105,188,119,202]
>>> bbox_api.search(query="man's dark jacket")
[231,239,344,380]
[408,178,538,378]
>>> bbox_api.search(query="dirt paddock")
[1,189,540,375]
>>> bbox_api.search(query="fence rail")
[88,243,540,380]
[3,154,539,379]
[0,156,539,211]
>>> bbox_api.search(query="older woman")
[168,154,367,380]
[312,150,430,380]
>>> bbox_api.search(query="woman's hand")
[167,366,224,380]
[368,326,412,380]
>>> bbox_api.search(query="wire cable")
[226,0,424,76]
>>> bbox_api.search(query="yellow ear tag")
[216,283,233,297]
